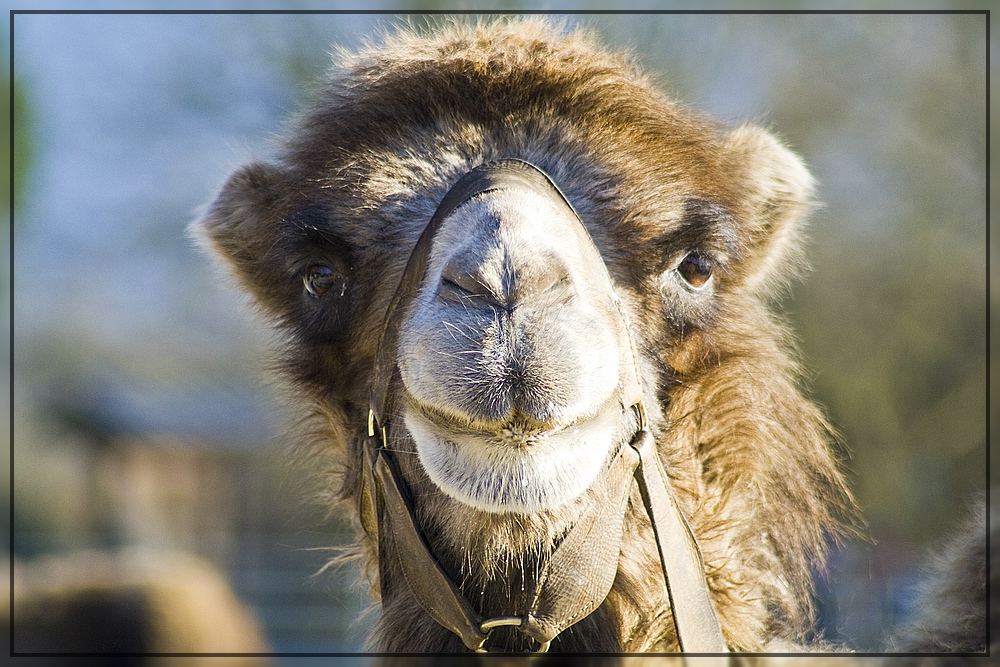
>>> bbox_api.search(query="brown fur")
[197,19,859,652]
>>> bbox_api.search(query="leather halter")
[359,159,728,655]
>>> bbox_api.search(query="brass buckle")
[633,400,647,431]
[368,409,388,448]
[474,616,551,653]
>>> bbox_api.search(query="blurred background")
[6,2,990,660]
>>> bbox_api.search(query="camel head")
[195,20,854,653]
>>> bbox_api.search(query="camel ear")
[721,125,816,296]
[193,161,294,318]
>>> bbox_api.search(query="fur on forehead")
[276,19,811,297]
[283,21,707,229]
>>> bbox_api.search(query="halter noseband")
[359,159,728,656]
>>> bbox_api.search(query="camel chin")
[403,398,627,513]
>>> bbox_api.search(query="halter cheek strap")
[359,159,728,656]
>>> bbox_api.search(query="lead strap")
[630,428,728,655]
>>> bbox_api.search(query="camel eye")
[677,252,712,289]
[303,264,340,299]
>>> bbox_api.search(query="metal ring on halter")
[474,616,551,653]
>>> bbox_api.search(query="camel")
[195,19,986,656]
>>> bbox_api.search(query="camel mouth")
[408,401,560,448]
[402,395,628,514]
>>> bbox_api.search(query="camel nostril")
[541,273,573,300]
[438,253,575,310]
[507,262,574,308]
[438,261,491,303]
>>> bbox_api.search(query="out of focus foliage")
[771,16,986,542]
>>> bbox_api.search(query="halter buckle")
[367,409,388,448]
[474,616,551,653]
[633,400,648,431]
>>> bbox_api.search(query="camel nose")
[437,242,572,313]
[421,186,602,426]
[399,180,623,430]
